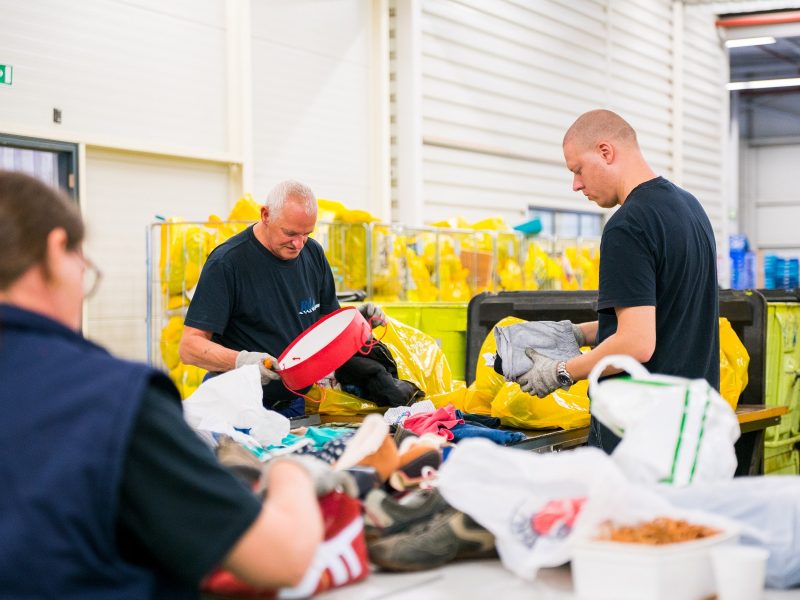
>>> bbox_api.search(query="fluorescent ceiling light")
[725,36,776,48]
[727,77,800,90]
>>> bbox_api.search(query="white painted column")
[394,0,423,225]
[672,0,684,185]
[370,0,392,222]
[226,0,253,200]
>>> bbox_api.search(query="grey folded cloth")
[493,320,581,380]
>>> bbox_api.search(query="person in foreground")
[179,179,385,416]
[0,171,325,598]
[514,109,719,453]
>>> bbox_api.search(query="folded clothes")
[494,320,581,380]
[456,410,501,429]
[403,405,464,441]
[450,423,526,446]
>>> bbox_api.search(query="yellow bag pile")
[160,316,206,399]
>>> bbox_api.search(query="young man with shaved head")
[515,109,719,453]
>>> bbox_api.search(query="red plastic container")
[277,307,372,390]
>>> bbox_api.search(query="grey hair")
[265,180,317,217]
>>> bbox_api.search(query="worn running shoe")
[363,488,450,539]
[367,507,496,572]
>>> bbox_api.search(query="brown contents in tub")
[596,517,721,545]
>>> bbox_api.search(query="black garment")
[118,378,262,587]
[334,341,424,407]
[592,176,719,453]
[185,225,339,408]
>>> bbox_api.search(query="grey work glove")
[358,302,387,328]
[516,348,563,398]
[235,350,281,385]
[571,323,587,347]
[258,455,359,499]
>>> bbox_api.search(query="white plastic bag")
[659,476,800,589]
[182,365,290,446]
[588,355,740,486]
[437,439,740,583]
[437,439,628,580]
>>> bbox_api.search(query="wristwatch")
[556,361,574,388]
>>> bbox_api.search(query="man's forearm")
[577,321,598,346]
[179,336,239,372]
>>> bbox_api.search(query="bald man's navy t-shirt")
[597,176,719,387]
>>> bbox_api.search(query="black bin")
[465,289,767,405]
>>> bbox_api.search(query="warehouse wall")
[0,0,377,361]
[682,3,729,269]
[250,0,375,211]
[741,140,800,257]
[391,0,729,252]
[1,0,732,359]
[0,0,229,155]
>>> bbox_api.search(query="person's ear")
[597,141,615,164]
[260,205,270,224]
[43,227,69,280]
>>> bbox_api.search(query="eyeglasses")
[81,256,102,299]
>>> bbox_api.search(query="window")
[0,134,78,200]
[529,207,602,237]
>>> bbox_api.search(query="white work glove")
[358,302,387,328]
[516,348,564,398]
[258,455,359,498]
[235,350,281,385]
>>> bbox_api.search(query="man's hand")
[235,350,281,385]
[258,455,359,498]
[358,303,387,328]
[516,348,562,398]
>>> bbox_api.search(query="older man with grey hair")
[180,179,385,415]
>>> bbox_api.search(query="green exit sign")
[0,64,13,86]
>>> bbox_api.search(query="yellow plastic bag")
[377,319,453,396]
[490,380,590,430]
[169,363,207,400]
[305,385,383,416]
[159,218,210,296]
[473,316,526,395]
[473,316,590,427]
[160,316,185,371]
[719,317,749,410]
[428,381,468,411]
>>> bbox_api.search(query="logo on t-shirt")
[298,297,320,315]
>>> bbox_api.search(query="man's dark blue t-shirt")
[596,176,720,387]
[184,225,339,407]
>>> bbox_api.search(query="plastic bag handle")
[358,317,387,355]
[587,354,651,394]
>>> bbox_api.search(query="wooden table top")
[735,404,789,424]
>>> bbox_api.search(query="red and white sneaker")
[202,491,369,599]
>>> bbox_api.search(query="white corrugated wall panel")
[250,0,372,208]
[413,0,680,225]
[682,6,726,243]
[0,0,228,155]
[84,149,231,361]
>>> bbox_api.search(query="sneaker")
[335,414,399,482]
[363,488,450,539]
[367,508,496,572]
[215,434,262,486]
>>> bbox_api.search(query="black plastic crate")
[465,289,767,404]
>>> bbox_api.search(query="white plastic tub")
[571,527,740,600]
